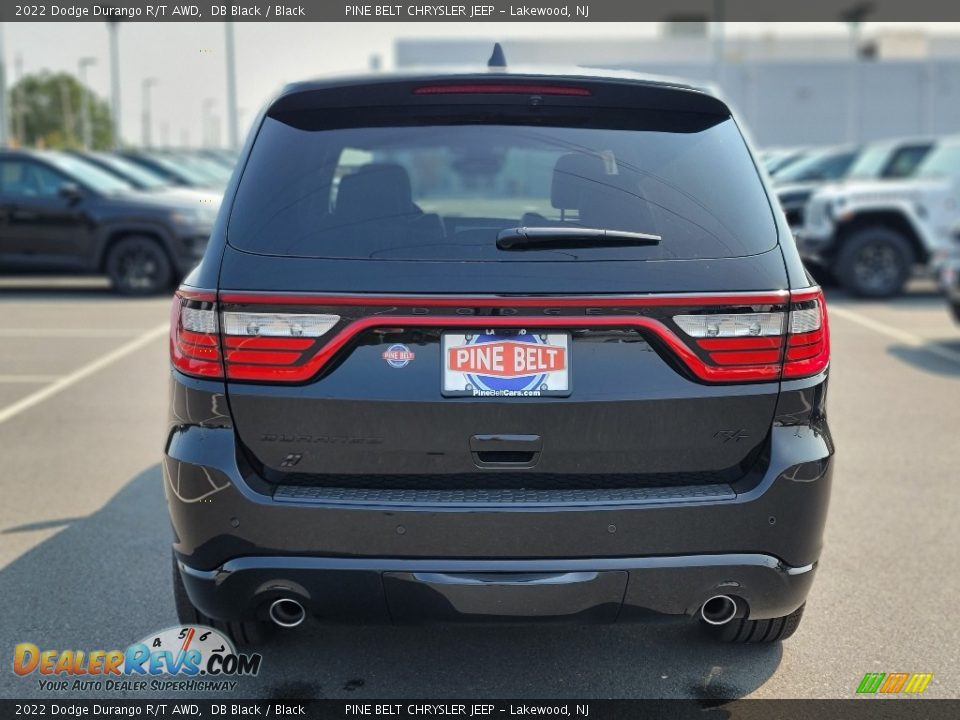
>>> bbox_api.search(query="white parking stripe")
[0,323,168,425]
[0,329,144,337]
[830,306,960,366]
[0,375,62,383]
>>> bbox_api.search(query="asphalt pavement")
[0,277,958,700]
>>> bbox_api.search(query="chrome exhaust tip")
[700,595,738,626]
[268,598,306,628]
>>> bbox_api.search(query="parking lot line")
[0,328,144,337]
[0,323,168,426]
[830,306,960,366]
[0,375,62,383]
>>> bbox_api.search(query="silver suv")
[797,137,960,297]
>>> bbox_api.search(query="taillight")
[783,289,830,378]
[170,290,221,378]
[170,290,341,381]
[171,288,828,385]
[220,310,339,381]
[672,288,829,381]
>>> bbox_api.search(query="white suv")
[797,137,960,297]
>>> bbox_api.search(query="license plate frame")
[441,329,571,398]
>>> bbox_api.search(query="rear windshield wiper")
[496,226,661,251]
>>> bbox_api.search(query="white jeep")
[796,138,960,297]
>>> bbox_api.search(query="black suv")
[167,70,833,645]
[0,150,216,294]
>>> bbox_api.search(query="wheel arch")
[98,226,177,273]
[834,211,927,264]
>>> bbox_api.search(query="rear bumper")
[177,553,816,624]
[164,370,833,624]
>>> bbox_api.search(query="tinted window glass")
[0,160,69,197]
[229,113,777,261]
[774,149,855,183]
[882,145,931,178]
[916,143,960,179]
[43,153,134,194]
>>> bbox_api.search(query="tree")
[10,71,114,150]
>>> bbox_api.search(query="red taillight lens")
[671,287,829,381]
[170,289,341,381]
[413,84,592,96]
[783,289,830,378]
[170,290,222,378]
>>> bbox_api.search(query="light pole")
[712,0,726,89]
[107,21,122,149]
[141,77,157,148]
[78,57,97,149]
[840,3,874,145]
[12,53,23,146]
[0,23,9,147]
[202,98,216,147]
[224,22,238,149]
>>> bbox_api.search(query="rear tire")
[105,235,173,296]
[835,227,913,298]
[171,553,272,647]
[704,603,805,643]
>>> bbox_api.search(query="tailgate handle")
[412,572,598,586]
[470,434,542,467]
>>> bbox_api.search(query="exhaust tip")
[268,598,306,628]
[700,595,738,626]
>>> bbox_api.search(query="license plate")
[442,331,571,397]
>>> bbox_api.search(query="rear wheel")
[836,227,913,298]
[171,553,272,647]
[704,603,805,643]
[105,235,173,296]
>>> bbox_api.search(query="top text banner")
[6,0,960,22]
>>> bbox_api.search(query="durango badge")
[382,343,415,368]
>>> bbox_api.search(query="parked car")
[777,138,934,233]
[760,147,808,176]
[196,148,239,170]
[0,150,216,293]
[941,247,960,323]
[68,151,223,207]
[773,146,860,229]
[120,151,223,190]
[167,67,832,645]
[844,137,934,182]
[797,136,960,297]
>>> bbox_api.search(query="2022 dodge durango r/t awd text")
[165,69,833,645]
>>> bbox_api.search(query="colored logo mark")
[856,672,933,694]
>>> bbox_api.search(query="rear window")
[228,109,777,261]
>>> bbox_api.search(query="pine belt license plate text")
[442,331,571,397]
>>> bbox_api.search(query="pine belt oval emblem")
[382,343,415,368]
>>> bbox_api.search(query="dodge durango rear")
[164,68,833,645]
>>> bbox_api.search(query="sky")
[5,21,960,147]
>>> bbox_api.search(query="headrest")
[335,163,416,219]
[551,152,609,210]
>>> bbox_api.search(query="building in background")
[396,28,960,147]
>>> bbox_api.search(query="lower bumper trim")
[177,553,816,625]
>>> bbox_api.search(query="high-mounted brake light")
[413,84,592,96]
